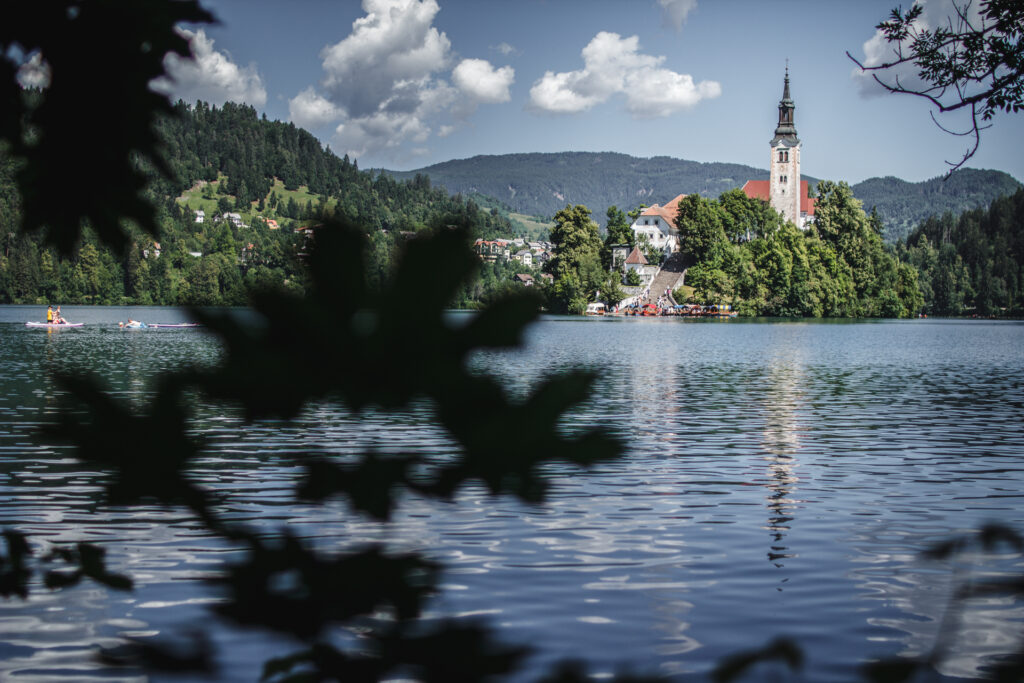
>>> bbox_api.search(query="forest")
[0,100,516,306]
[670,184,924,317]
[896,188,1024,316]
[1,100,1021,318]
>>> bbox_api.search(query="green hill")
[384,152,1021,241]
[849,169,1023,242]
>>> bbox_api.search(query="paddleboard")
[26,322,84,328]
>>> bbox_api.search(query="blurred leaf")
[1,0,214,254]
[861,658,923,683]
[99,630,214,674]
[711,637,803,683]
[214,537,439,639]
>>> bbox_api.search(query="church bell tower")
[769,67,801,227]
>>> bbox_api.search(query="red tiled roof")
[741,180,816,217]
[640,193,687,230]
[625,246,648,265]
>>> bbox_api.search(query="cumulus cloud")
[529,31,719,116]
[453,58,514,104]
[289,87,343,130]
[658,0,698,31]
[288,0,514,162]
[154,28,267,107]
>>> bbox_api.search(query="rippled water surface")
[1,305,1023,681]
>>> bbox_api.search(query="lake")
[1,305,1023,681]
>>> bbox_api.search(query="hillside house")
[195,210,205,224]
[514,273,534,286]
[474,239,510,262]
[514,250,533,266]
[630,194,684,256]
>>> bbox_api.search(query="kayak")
[26,321,83,328]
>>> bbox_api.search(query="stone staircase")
[647,251,687,304]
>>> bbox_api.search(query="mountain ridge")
[383,152,1022,242]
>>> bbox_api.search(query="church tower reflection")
[759,361,805,586]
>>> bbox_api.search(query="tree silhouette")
[848,0,1024,173]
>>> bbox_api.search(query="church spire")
[772,66,799,145]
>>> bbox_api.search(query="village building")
[741,68,815,229]
[195,209,205,224]
[513,273,534,286]
[623,246,658,287]
[629,194,685,255]
[513,249,533,266]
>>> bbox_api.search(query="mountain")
[849,169,1023,242]
[384,152,1021,241]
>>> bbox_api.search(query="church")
[627,68,815,252]
[741,68,815,229]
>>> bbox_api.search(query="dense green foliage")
[0,101,518,306]
[853,169,1022,242]
[896,188,1024,316]
[385,152,1020,240]
[678,184,924,317]
[546,205,606,314]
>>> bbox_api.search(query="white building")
[629,194,684,256]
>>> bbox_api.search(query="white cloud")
[154,28,267,108]
[658,0,698,31]
[625,68,721,118]
[529,31,719,116]
[289,87,343,130]
[289,0,514,162]
[453,59,514,104]
[318,0,451,118]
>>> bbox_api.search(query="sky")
[152,0,1024,185]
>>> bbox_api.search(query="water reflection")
[2,314,1024,681]
[760,360,804,583]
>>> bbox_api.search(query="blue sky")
[159,0,1024,185]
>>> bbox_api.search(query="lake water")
[1,305,1023,681]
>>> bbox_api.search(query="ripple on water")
[1,316,1024,680]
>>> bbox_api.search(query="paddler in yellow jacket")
[46,305,53,323]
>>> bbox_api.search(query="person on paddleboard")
[46,306,53,323]
[54,306,65,324]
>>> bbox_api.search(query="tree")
[604,205,633,246]
[547,204,604,314]
[675,194,728,262]
[848,0,1024,173]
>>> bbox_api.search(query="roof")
[639,193,687,230]
[741,180,816,217]
[514,273,534,282]
[624,246,648,265]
